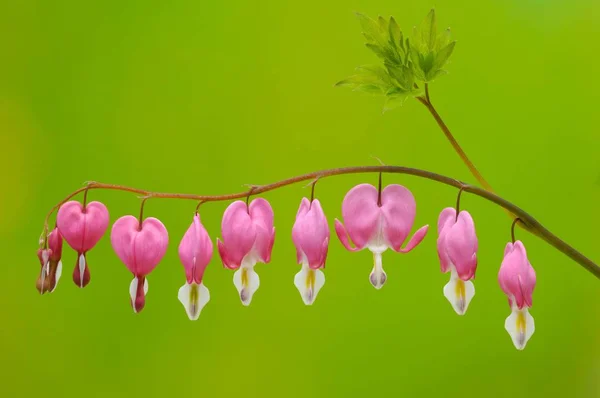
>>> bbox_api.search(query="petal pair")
[292,198,329,305]
[498,240,537,350]
[217,199,275,305]
[335,184,429,289]
[111,216,169,313]
[57,201,109,288]
[436,207,478,315]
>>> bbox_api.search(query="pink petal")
[436,208,456,273]
[219,201,257,268]
[178,213,213,284]
[338,184,381,250]
[292,198,330,268]
[398,225,429,253]
[57,201,109,252]
[334,219,360,251]
[249,198,275,263]
[445,211,478,280]
[380,184,418,251]
[498,240,536,309]
[217,238,237,270]
[110,215,169,276]
[437,207,457,236]
[292,198,312,263]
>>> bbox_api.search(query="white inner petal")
[178,282,210,320]
[443,268,475,315]
[294,264,325,305]
[78,253,86,288]
[233,262,260,306]
[128,277,149,314]
[369,251,387,289]
[505,307,535,350]
[50,260,63,293]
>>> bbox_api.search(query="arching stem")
[40,165,599,279]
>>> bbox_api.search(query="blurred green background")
[2,0,599,397]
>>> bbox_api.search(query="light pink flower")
[57,201,109,288]
[498,240,537,350]
[217,198,275,306]
[177,213,213,320]
[292,198,329,305]
[36,228,64,294]
[437,207,478,315]
[334,184,429,289]
[111,216,169,313]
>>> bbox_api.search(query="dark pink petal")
[437,207,456,236]
[110,215,169,276]
[249,198,275,263]
[178,213,213,284]
[445,211,478,280]
[218,201,256,268]
[397,225,429,253]
[334,220,360,251]
[381,184,427,252]
[338,184,380,250]
[217,238,237,270]
[73,252,90,288]
[498,241,536,309]
[57,201,109,252]
[292,198,330,269]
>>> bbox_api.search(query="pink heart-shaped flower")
[110,215,169,313]
[57,200,110,288]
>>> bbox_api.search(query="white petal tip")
[233,267,260,306]
[505,308,535,350]
[129,277,149,314]
[369,269,387,290]
[443,277,475,315]
[178,282,210,320]
[50,260,63,293]
[294,267,325,305]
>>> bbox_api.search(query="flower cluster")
[37,182,537,350]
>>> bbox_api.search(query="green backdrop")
[2,0,599,397]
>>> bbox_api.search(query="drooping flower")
[437,207,478,315]
[291,197,329,305]
[498,240,537,350]
[57,201,109,288]
[335,184,429,289]
[178,213,213,320]
[217,198,275,306]
[110,215,169,313]
[36,228,64,294]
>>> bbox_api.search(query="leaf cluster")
[336,10,456,111]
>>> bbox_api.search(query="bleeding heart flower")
[437,207,478,315]
[292,197,329,305]
[178,213,213,320]
[335,183,429,289]
[36,228,64,294]
[110,215,169,313]
[498,240,537,350]
[217,198,275,306]
[57,201,109,288]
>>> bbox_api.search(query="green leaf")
[388,17,401,48]
[356,13,385,46]
[436,27,452,51]
[386,63,415,91]
[365,43,387,60]
[432,41,456,71]
[383,93,409,112]
[335,64,393,95]
[417,9,437,52]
